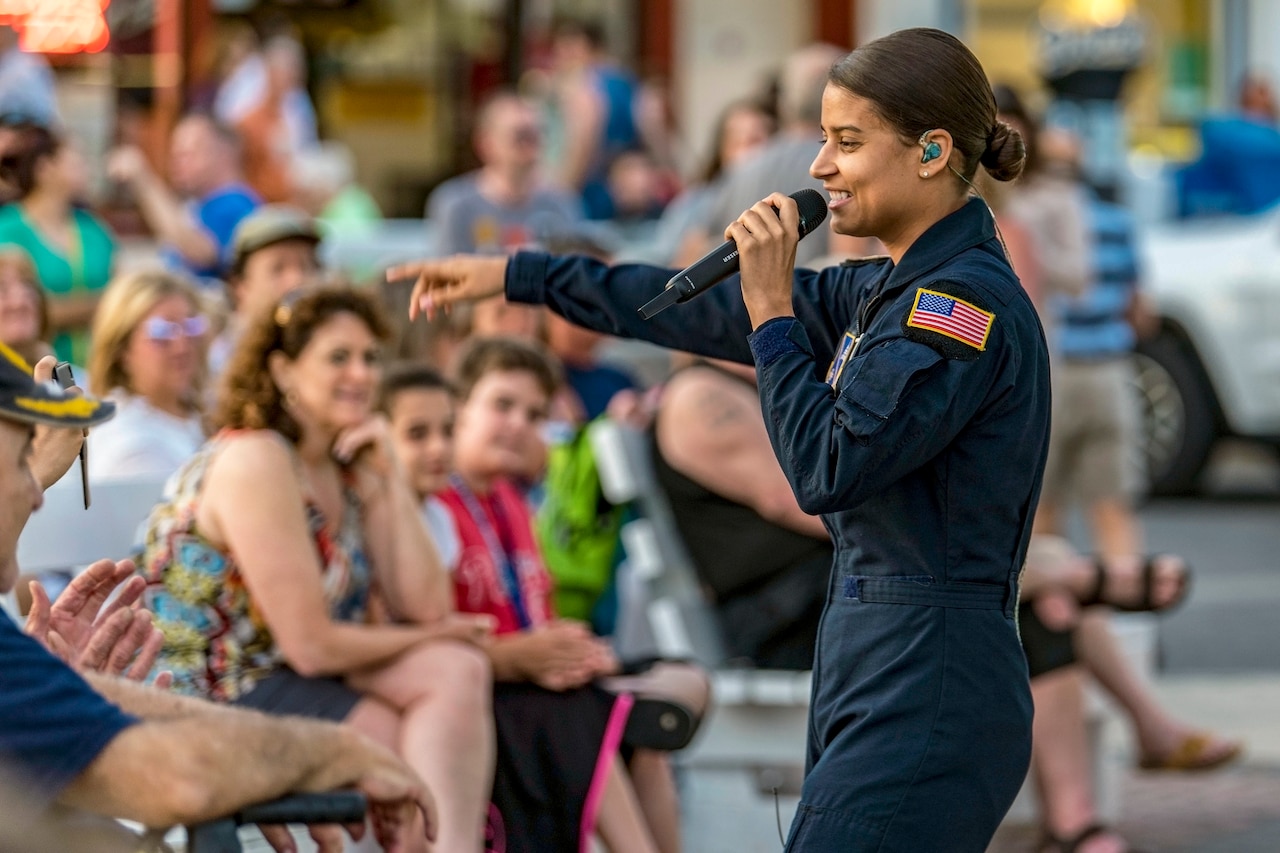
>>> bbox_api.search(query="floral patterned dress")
[139,432,371,701]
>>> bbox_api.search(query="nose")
[810,142,834,180]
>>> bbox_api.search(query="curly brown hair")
[215,286,391,443]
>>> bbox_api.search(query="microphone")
[638,188,829,319]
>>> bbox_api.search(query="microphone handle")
[671,244,740,302]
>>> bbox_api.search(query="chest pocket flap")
[834,337,944,441]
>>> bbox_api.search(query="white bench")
[589,420,814,795]
[17,474,167,574]
[2,474,168,619]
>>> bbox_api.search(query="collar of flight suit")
[873,197,1001,301]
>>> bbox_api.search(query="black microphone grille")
[790,188,829,238]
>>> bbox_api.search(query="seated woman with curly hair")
[139,286,496,851]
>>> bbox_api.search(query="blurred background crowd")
[3,0,1280,851]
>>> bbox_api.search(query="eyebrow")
[825,125,865,134]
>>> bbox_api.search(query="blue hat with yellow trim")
[0,343,114,428]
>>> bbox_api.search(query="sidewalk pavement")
[679,674,1280,853]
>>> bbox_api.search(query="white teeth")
[829,191,850,201]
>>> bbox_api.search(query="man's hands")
[307,729,436,853]
[29,356,85,490]
[255,728,439,853]
[25,558,171,687]
[389,255,510,322]
[725,193,801,330]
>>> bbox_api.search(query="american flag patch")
[906,289,994,350]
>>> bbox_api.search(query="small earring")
[920,170,930,178]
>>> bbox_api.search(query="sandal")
[1137,731,1244,771]
[623,696,698,751]
[1039,823,1148,853]
[1078,554,1191,613]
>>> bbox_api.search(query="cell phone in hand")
[53,361,74,389]
[53,362,90,509]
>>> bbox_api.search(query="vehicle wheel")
[1132,333,1218,495]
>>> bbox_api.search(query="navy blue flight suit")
[506,198,1051,851]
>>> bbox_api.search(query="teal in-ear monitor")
[919,130,942,163]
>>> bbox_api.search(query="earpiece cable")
[947,164,1014,269]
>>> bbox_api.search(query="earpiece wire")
[947,164,1014,269]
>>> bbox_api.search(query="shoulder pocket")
[834,338,943,441]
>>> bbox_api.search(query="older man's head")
[0,345,114,593]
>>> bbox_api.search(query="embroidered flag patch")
[906,289,994,350]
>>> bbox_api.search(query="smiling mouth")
[827,190,851,205]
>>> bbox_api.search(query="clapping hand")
[25,558,172,688]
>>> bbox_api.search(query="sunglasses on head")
[144,315,209,342]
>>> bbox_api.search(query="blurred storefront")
[17,0,1279,218]
[967,0,1280,196]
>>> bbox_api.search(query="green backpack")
[536,417,625,623]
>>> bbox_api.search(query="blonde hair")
[88,270,209,404]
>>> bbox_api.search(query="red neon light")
[0,0,110,55]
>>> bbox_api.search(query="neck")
[294,423,338,467]
[881,194,969,265]
[142,389,189,418]
[478,168,533,205]
[21,189,68,224]
[453,465,496,496]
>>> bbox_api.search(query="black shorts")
[1018,602,1077,679]
[231,667,363,721]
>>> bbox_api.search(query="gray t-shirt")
[426,173,583,257]
[703,135,831,267]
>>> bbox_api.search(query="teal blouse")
[0,203,115,364]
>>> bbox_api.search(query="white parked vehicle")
[1136,210,1280,493]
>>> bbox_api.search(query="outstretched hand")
[388,255,510,321]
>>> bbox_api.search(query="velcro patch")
[903,287,995,360]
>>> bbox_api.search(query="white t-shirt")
[88,393,205,482]
[421,495,461,572]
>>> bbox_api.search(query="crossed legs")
[348,640,495,853]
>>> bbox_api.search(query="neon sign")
[0,0,111,55]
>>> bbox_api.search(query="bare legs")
[627,751,681,853]
[348,641,495,853]
[595,756,661,853]
[1030,666,1128,853]
[604,661,711,853]
[1073,612,1240,767]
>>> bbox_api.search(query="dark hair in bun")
[980,120,1026,182]
[828,28,1026,182]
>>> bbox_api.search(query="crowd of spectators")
[0,17,1251,853]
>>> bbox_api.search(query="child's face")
[454,369,549,481]
[388,387,456,498]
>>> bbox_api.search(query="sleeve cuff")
[748,316,811,368]
[505,251,550,305]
